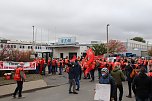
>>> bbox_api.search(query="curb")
[0,83,68,98]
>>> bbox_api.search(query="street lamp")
[32,26,35,57]
[32,26,34,45]
[107,24,110,57]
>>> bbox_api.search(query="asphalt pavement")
[0,76,135,101]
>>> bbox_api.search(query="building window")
[23,46,25,49]
[7,45,10,48]
[20,46,22,48]
[35,46,37,49]
[31,46,33,49]
[14,45,16,48]
[11,45,13,48]
[28,46,30,49]
[1,44,3,48]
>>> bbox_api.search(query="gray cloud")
[0,0,152,43]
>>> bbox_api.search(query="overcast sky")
[0,0,152,43]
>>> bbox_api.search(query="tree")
[108,40,127,54]
[148,49,152,56]
[131,37,146,43]
[0,46,33,62]
[92,43,107,55]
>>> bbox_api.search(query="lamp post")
[107,24,110,57]
[32,26,35,56]
[32,26,34,45]
[147,41,149,56]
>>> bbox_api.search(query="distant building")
[123,40,151,57]
[0,37,52,60]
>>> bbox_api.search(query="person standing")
[99,68,116,101]
[39,58,45,75]
[55,59,58,72]
[74,59,81,91]
[52,59,56,75]
[41,58,46,75]
[58,58,63,75]
[13,62,26,98]
[48,58,52,74]
[132,67,151,101]
[125,62,133,98]
[90,61,96,82]
[147,64,152,101]
[68,62,78,94]
[111,65,125,101]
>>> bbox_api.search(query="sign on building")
[58,37,76,45]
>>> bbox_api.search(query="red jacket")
[14,67,26,81]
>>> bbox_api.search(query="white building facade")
[50,37,90,59]
[123,40,151,57]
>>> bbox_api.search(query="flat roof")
[49,44,80,48]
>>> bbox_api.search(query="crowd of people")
[65,56,152,101]
[14,56,152,101]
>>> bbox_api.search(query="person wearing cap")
[13,63,26,98]
[99,68,116,101]
[111,65,125,101]
[132,66,151,101]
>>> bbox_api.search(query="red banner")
[0,61,36,70]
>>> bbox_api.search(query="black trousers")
[90,69,95,81]
[128,81,132,96]
[69,79,76,92]
[13,81,23,97]
[52,66,56,74]
[115,84,123,101]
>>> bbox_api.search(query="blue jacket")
[99,74,116,98]
[74,61,82,78]
[68,63,75,79]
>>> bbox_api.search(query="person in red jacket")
[48,58,52,74]
[13,63,26,98]
[58,58,63,75]
[40,58,45,75]
[52,58,57,74]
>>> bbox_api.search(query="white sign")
[0,61,36,70]
[107,57,116,62]
[58,37,76,44]
[94,84,111,101]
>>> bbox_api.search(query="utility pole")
[32,26,35,49]
[107,24,110,57]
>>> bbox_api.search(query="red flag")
[84,48,95,76]
[70,55,77,62]
[85,61,95,76]
[85,48,95,65]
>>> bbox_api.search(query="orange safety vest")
[14,67,26,81]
